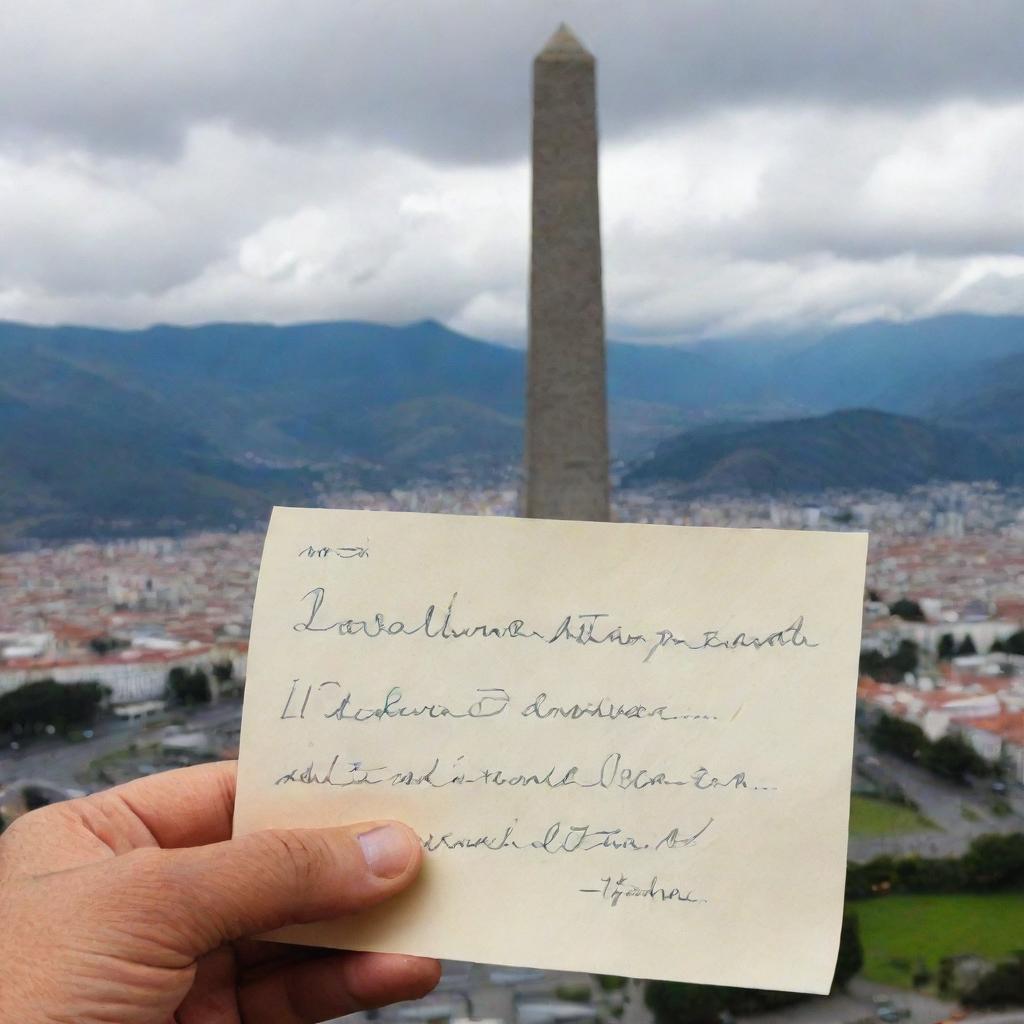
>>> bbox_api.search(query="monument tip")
[536,22,593,61]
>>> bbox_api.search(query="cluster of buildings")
[857,658,1024,783]
[614,480,1024,538]
[857,511,1024,781]
[2,481,1023,732]
[850,491,1024,781]
[0,641,247,707]
[0,532,256,705]
[867,534,1024,627]
[322,478,1024,536]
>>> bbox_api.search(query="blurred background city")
[4,3,1024,1023]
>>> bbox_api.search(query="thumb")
[115,821,422,957]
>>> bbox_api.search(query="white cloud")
[4,5,1024,339]
[0,124,529,330]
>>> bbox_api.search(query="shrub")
[847,834,1024,899]
[870,714,926,761]
[963,955,1024,1008]
[0,679,108,736]
[555,984,591,1003]
[167,666,211,705]
[645,917,862,1023]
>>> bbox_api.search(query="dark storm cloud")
[3,1,1024,163]
[5,1,1024,336]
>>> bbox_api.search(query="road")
[0,698,243,791]
[849,736,1024,861]
[729,978,953,1024]
[338,963,619,1024]
[954,1013,1024,1023]
[340,973,957,1024]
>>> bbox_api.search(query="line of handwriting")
[279,683,717,724]
[297,544,369,560]
[273,751,775,793]
[293,587,817,663]
[579,874,708,908]
[419,818,713,854]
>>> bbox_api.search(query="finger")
[0,762,237,876]
[173,948,238,1022]
[239,951,441,1024]
[118,820,423,956]
[86,760,237,849]
[235,937,320,970]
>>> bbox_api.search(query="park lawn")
[849,794,938,836]
[853,892,1024,989]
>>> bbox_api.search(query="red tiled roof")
[963,711,1024,747]
[1,645,213,672]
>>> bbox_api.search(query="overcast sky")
[5,1,1024,342]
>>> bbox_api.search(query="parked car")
[873,996,910,1023]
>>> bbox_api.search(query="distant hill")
[936,352,1024,441]
[0,319,525,463]
[0,317,778,539]
[762,314,1024,416]
[624,409,1024,495]
[0,319,529,542]
[4,312,1024,542]
[0,344,317,542]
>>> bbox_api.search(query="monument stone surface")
[523,23,610,522]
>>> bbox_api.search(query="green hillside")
[624,409,1024,494]
[940,352,1024,440]
[4,313,1024,542]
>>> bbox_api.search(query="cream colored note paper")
[234,506,868,993]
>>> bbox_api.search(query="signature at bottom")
[579,874,708,908]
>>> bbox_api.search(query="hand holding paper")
[234,507,867,993]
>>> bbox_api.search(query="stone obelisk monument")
[523,23,610,521]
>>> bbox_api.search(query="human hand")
[0,760,440,1023]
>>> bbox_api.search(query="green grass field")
[849,794,938,836]
[853,893,1024,988]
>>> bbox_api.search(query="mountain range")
[625,409,1024,494]
[2,313,1023,543]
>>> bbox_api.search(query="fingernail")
[358,824,414,879]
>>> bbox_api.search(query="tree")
[956,635,978,657]
[646,915,864,1023]
[212,660,234,683]
[167,667,211,705]
[937,633,956,661]
[963,834,1024,888]
[964,954,1024,1007]
[919,733,990,782]
[1005,630,1024,656]
[859,649,886,676]
[860,641,918,681]
[912,960,933,990]
[870,713,926,761]
[88,636,128,655]
[889,639,919,675]
[889,598,925,622]
[892,854,963,893]
[834,914,864,989]
[868,712,994,782]
[646,982,725,1024]
[0,679,108,736]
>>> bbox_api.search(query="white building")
[0,646,214,704]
